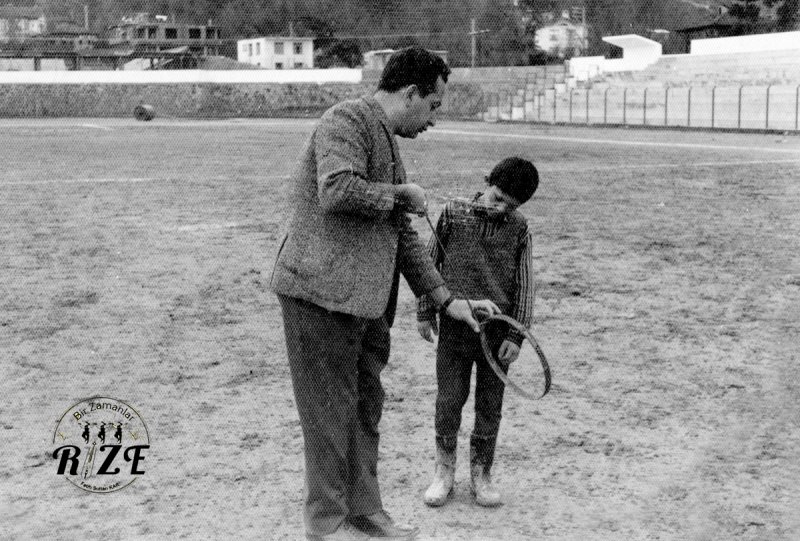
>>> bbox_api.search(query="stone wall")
[0,80,494,119]
[0,83,375,118]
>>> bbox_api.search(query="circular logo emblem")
[52,397,150,493]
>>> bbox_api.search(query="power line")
[331,31,471,39]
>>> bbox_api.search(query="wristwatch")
[439,295,456,313]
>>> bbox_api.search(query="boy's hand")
[498,340,520,365]
[418,319,438,343]
[446,299,500,333]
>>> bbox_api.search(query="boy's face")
[482,185,523,218]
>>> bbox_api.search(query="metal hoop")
[479,314,552,400]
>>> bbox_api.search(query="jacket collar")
[363,95,393,134]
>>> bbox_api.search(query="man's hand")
[418,319,438,343]
[446,299,500,333]
[498,340,520,365]
[395,183,427,216]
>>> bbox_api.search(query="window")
[294,62,304,68]
[255,42,260,55]
[248,43,253,56]
[206,28,216,39]
[165,28,177,39]
[274,42,284,54]
[275,62,283,69]
[293,42,303,55]
[135,28,145,39]
[189,28,201,39]
[147,27,157,39]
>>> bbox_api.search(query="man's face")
[397,76,446,138]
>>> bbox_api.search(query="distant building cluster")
[0,9,317,71]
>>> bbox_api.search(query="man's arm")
[314,106,401,219]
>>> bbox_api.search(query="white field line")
[2,157,797,189]
[408,158,800,177]
[80,123,114,131]
[1,175,292,187]
[429,128,800,155]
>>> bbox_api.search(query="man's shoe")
[306,521,369,540]
[348,510,419,539]
[470,464,501,507]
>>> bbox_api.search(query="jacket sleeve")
[314,105,398,220]
[397,210,446,300]
[507,226,535,346]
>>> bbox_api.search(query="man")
[270,47,500,541]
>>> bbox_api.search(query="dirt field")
[1,119,799,540]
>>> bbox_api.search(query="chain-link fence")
[476,83,800,131]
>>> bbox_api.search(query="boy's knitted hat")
[487,157,539,203]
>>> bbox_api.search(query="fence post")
[711,86,716,129]
[643,87,648,126]
[765,85,771,130]
[586,88,590,124]
[604,87,609,124]
[538,91,543,121]
[569,88,574,123]
[664,87,669,127]
[796,84,799,131]
[738,85,743,129]
[687,86,692,128]
[623,87,628,125]
[553,89,557,123]
[523,83,527,122]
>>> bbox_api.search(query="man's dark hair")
[377,47,451,97]
[487,157,539,203]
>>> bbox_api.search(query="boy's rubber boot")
[423,445,456,507]
[470,439,501,507]
[470,463,501,507]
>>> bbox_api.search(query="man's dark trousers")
[278,294,389,536]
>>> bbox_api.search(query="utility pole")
[471,19,477,68]
[469,19,490,68]
[84,5,89,31]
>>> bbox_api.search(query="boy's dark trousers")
[278,294,389,537]
[435,315,508,471]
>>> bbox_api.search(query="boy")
[417,157,539,508]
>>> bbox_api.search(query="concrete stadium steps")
[599,49,800,87]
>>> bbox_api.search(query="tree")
[774,0,800,29]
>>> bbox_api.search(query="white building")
[534,11,588,58]
[0,6,47,39]
[237,36,314,69]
